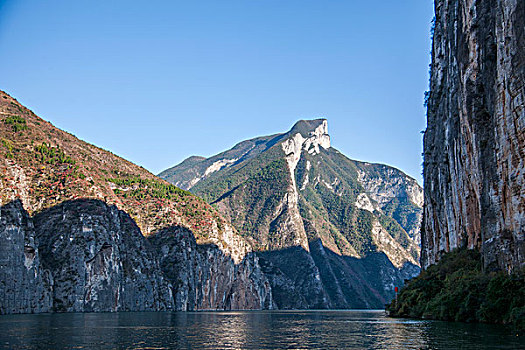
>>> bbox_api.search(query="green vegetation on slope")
[107,176,191,200]
[294,151,379,257]
[35,142,76,165]
[105,172,221,236]
[381,197,421,239]
[230,158,289,235]
[315,184,375,256]
[0,90,226,240]
[203,158,290,249]
[4,115,28,132]
[193,146,285,203]
[1,138,14,158]
[376,213,418,260]
[387,249,525,330]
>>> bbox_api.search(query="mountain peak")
[283,119,330,157]
[288,119,328,138]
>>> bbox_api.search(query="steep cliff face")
[160,119,423,308]
[34,199,173,312]
[148,226,274,311]
[422,0,524,272]
[1,199,174,313]
[0,90,273,314]
[0,197,274,314]
[0,200,52,314]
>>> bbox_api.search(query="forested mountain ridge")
[160,119,423,308]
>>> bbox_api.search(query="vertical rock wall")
[1,199,273,314]
[422,0,524,271]
[33,200,174,312]
[0,200,52,313]
[148,226,274,311]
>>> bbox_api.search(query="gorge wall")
[0,198,274,314]
[422,0,524,272]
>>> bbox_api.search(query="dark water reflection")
[0,310,522,349]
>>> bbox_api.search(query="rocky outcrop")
[148,226,274,310]
[0,199,274,314]
[0,200,52,314]
[258,246,329,309]
[0,199,175,314]
[422,0,525,272]
[33,199,173,312]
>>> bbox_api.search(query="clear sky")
[0,0,434,183]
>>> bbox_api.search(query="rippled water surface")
[0,310,522,349]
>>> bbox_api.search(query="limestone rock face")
[422,0,524,271]
[1,198,273,314]
[0,200,52,314]
[34,199,174,312]
[148,226,274,311]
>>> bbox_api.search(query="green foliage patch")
[3,115,28,132]
[107,176,191,200]
[35,142,76,165]
[231,158,289,239]
[193,146,284,203]
[387,248,525,330]
[377,214,416,259]
[382,198,421,238]
[1,138,14,158]
[315,184,375,256]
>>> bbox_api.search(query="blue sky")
[0,0,434,183]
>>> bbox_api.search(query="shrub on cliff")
[386,248,525,330]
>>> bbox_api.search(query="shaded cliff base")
[387,249,525,330]
[258,240,419,310]
[0,199,273,314]
[1,198,416,314]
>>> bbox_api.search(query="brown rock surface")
[422,0,524,272]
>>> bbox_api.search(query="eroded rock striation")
[0,200,52,314]
[422,0,524,272]
[149,226,274,310]
[0,197,275,313]
[34,199,173,312]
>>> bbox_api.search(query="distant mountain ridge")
[160,119,423,308]
[160,120,334,192]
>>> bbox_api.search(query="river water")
[0,310,522,349]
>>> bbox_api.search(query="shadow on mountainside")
[257,238,419,310]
